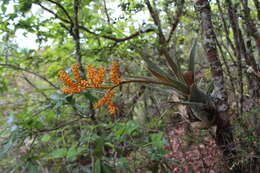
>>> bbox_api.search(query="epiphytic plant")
[59,41,216,128]
[138,41,217,128]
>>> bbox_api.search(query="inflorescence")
[58,62,122,114]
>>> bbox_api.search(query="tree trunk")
[195,0,239,171]
[225,0,259,111]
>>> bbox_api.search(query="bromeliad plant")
[58,61,187,115]
[58,42,216,128]
[137,41,217,128]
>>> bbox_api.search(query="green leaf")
[114,127,126,140]
[66,146,78,160]
[49,148,67,159]
[0,80,8,93]
[125,121,139,136]
[148,67,189,94]
[141,23,157,32]
[190,85,211,104]
[163,52,184,81]
[93,137,104,158]
[0,137,13,160]
[105,142,114,149]
[101,162,114,173]
[18,0,32,13]
[189,85,214,122]
[150,133,165,148]
[93,159,101,173]
[41,134,51,142]
[141,52,173,82]
[27,162,38,173]
[1,0,9,13]
[140,51,189,94]
[188,40,197,76]
[149,163,159,173]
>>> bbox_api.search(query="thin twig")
[34,117,85,134]
[79,25,155,42]
[167,0,185,43]
[21,74,51,101]
[168,101,207,106]
[145,0,184,81]
[37,3,70,24]
[102,0,110,24]
[0,63,58,89]
[38,2,155,43]
[45,0,73,23]
[145,0,165,42]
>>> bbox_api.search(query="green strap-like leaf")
[163,50,185,82]
[136,48,189,94]
[148,67,189,94]
[141,52,168,74]
[143,55,173,82]
[93,159,101,173]
[188,40,197,77]
[142,54,189,93]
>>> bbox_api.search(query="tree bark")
[195,0,238,171]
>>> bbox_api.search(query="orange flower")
[58,62,122,115]
[94,66,105,86]
[110,62,121,85]
[108,100,116,114]
[58,71,75,87]
[72,64,81,82]
[79,80,90,87]
[86,64,96,84]
[94,90,114,108]
[62,85,81,94]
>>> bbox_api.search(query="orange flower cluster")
[58,62,122,114]
[110,62,121,85]
[72,64,81,82]
[87,64,105,86]
[58,71,82,93]
[94,90,116,114]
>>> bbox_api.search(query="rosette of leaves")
[139,41,216,128]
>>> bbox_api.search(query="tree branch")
[45,0,73,23]
[79,25,154,42]
[21,74,51,101]
[0,63,58,89]
[37,3,71,24]
[38,2,154,43]
[35,117,85,134]
[102,0,110,24]
[73,0,83,73]
[167,0,185,43]
[145,0,185,81]
[145,0,166,42]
